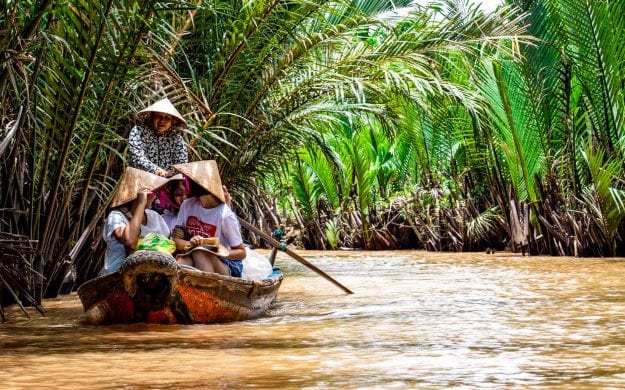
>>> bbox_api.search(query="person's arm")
[221,207,246,260]
[173,232,205,251]
[112,191,149,248]
[174,237,191,251]
[171,202,190,250]
[128,126,160,174]
[172,133,188,165]
[171,225,191,251]
[159,134,186,177]
[226,243,246,260]
[223,185,232,208]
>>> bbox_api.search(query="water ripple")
[2,251,625,388]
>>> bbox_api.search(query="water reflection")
[2,251,625,388]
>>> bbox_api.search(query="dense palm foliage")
[1,0,164,314]
[4,0,625,318]
[1,0,528,316]
[285,0,625,257]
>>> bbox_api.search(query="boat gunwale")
[77,261,283,310]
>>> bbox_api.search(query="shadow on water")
[3,250,625,388]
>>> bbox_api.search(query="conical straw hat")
[110,167,170,208]
[136,98,186,127]
[172,160,225,204]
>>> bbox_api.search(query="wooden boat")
[77,250,282,325]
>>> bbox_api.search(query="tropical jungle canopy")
[2,0,625,316]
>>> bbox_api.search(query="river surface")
[2,251,625,389]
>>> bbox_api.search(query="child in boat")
[171,160,246,277]
[160,174,188,231]
[101,168,170,275]
[128,97,188,178]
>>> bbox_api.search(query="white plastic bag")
[241,247,274,280]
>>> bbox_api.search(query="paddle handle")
[238,218,354,294]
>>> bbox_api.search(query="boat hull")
[77,251,282,325]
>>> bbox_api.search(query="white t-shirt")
[101,209,170,275]
[175,198,243,249]
[162,210,179,232]
[141,209,170,238]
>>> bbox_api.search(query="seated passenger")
[171,160,246,277]
[101,168,170,275]
[128,97,188,177]
[158,174,188,231]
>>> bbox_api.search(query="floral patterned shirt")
[127,125,188,173]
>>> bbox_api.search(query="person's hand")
[135,188,151,206]
[146,190,156,206]
[189,235,204,246]
[223,185,232,207]
[171,226,186,240]
[155,168,172,177]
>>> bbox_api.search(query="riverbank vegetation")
[1,0,624,314]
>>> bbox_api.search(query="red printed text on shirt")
[185,216,217,238]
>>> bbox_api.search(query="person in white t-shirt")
[101,168,170,275]
[171,160,246,277]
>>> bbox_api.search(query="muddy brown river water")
[2,250,625,389]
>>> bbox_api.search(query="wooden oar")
[238,218,354,294]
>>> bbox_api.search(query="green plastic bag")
[136,232,176,254]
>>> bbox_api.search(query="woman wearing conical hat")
[101,168,170,275]
[171,160,246,277]
[128,97,188,177]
